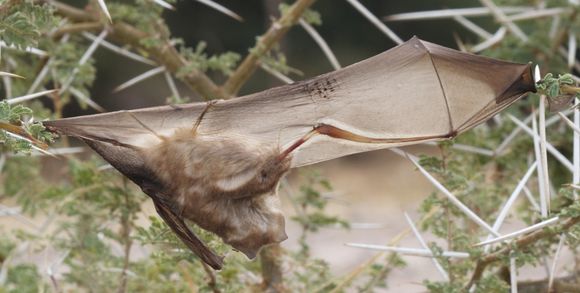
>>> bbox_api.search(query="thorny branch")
[465,215,580,290]
[43,0,228,100]
[222,0,317,95]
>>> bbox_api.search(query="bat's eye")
[260,171,268,181]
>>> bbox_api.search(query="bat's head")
[224,192,288,259]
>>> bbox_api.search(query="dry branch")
[45,0,228,100]
[465,216,580,290]
[222,0,317,95]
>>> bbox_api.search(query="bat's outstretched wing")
[82,139,223,270]
[44,37,535,168]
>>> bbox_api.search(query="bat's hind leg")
[280,123,444,159]
[192,100,218,134]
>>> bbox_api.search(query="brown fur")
[141,128,290,258]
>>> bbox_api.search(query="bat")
[43,37,536,270]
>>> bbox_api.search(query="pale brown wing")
[44,36,536,168]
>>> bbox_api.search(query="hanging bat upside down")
[43,37,537,270]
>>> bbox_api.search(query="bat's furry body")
[43,37,536,270]
[142,128,289,258]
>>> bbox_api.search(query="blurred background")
[2,0,578,292]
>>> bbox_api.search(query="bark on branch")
[45,0,228,100]
[222,0,317,96]
[465,216,580,290]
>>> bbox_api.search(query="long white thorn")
[493,162,537,231]
[531,112,548,217]
[3,131,54,156]
[574,99,580,199]
[506,7,567,22]
[522,186,541,212]
[27,35,70,95]
[194,0,243,22]
[97,0,113,23]
[539,97,551,213]
[60,30,108,95]
[82,32,155,66]
[384,7,533,21]
[510,252,518,293]
[471,27,507,53]
[549,15,561,39]
[345,243,470,258]
[8,147,85,157]
[2,72,11,98]
[344,0,403,44]
[424,142,494,156]
[164,71,181,101]
[0,154,5,173]
[558,112,580,135]
[483,162,537,252]
[391,148,499,236]
[453,15,493,39]
[0,41,47,56]
[69,87,106,112]
[547,234,566,292]
[113,66,165,92]
[475,216,560,246]
[6,89,57,104]
[404,212,449,281]
[508,114,574,172]
[568,33,577,69]
[349,223,389,229]
[479,0,528,42]
[260,64,294,84]
[0,71,24,79]
[299,19,341,70]
[153,0,175,10]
